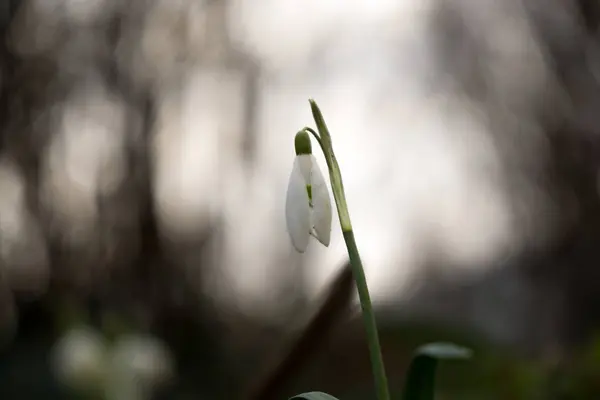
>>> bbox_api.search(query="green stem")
[307,99,390,400]
[343,229,390,400]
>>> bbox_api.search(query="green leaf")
[403,342,472,400]
[289,391,340,400]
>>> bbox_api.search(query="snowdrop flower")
[286,100,392,400]
[285,130,332,252]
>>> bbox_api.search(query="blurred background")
[1,0,600,398]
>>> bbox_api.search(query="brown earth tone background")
[2,0,600,399]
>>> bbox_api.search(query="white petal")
[285,158,311,252]
[295,154,313,184]
[309,155,332,247]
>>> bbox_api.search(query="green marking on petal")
[295,130,312,155]
[306,184,313,206]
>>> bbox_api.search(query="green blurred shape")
[290,391,340,400]
[402,342,472,400]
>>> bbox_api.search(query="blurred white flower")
[106,334,174,400]
[285,131,332,252]
[52,326,107,392]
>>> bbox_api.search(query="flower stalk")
[305,99,390,400]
